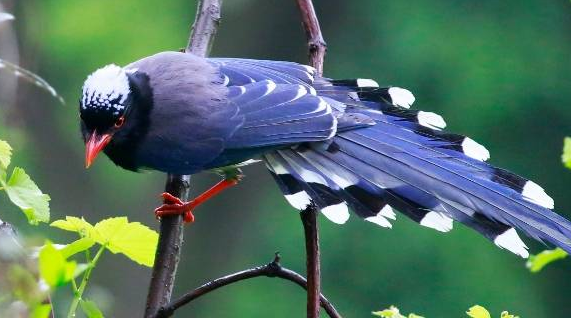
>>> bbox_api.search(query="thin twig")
[144,1,223,317]
[157,254,341,318]
[295,0,328,317]
[186,0,223,55]
[295,0,327,77]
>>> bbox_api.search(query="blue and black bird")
[80,51,571,258]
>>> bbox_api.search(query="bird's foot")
[154,177,241,224]
[154,192,195,223]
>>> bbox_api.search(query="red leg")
[154,178,240,223]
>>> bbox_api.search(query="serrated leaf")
[51,216,158,267]
[4,167,50,224]
[467,305,491,318]
[60,237,95,258]
[526,248,568,273]
[30,304,52,318]
[38,242,77,288]
[80,299,104,318]
[0,12,14,23]
[93,217,158,267]
[0,139,12,171]
[563,137,571,170]
[51,216,96,239]
[0,59,64,104]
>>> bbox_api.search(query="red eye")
[114,117,125,128]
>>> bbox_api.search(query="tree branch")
[295,0,327,77]
[144,1,223,317]
[300,204,321,318]
[157,254,341,318]
[295,0,327,317]
[186,0,222,56]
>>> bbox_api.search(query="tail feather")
[308,139,531,256]
[264,151,350,224]
[261,77,571,257]
[264,140,532,256]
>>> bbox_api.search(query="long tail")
[263,78,571,258]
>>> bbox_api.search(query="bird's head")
[80,64,136,168]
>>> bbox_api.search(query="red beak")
[85,132,112,168]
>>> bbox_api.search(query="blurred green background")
[1,0,571,317]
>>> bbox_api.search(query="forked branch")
[157,254,340,318]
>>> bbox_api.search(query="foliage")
[563,137,571,170]
[51,216,158,267]
[525,138,571,273]
[0,141,50,225]
[0,235,51,318]
[38,242,86,288]
[373,305,423,318]
[526,248,568,273]
[80,299,104,318]
[0,139,158,317]
[466,305,491,318]
[373,305,518,318]
[465,305,518,318]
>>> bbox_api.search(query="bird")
[79,51,571,258]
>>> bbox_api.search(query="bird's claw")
[155,192,195,223]
[160,192,184,205]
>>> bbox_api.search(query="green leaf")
[373,306,406,318]
[51,216,158,267]
[51,216,95,237]
[0,139,12,171]
[60,238,95,259]
[563,137,571,170]
[526,248,568,273]
[80,299,104,318]
[500,311,518,318]
[4,167,50,224]
[93,217,158,267]
[30,304,52,318]
[38,242,77,288]
[467,305,491,318]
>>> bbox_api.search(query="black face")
[79,94,129,133]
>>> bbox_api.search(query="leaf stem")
[71,278,78,292]
[67,245,106,318]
